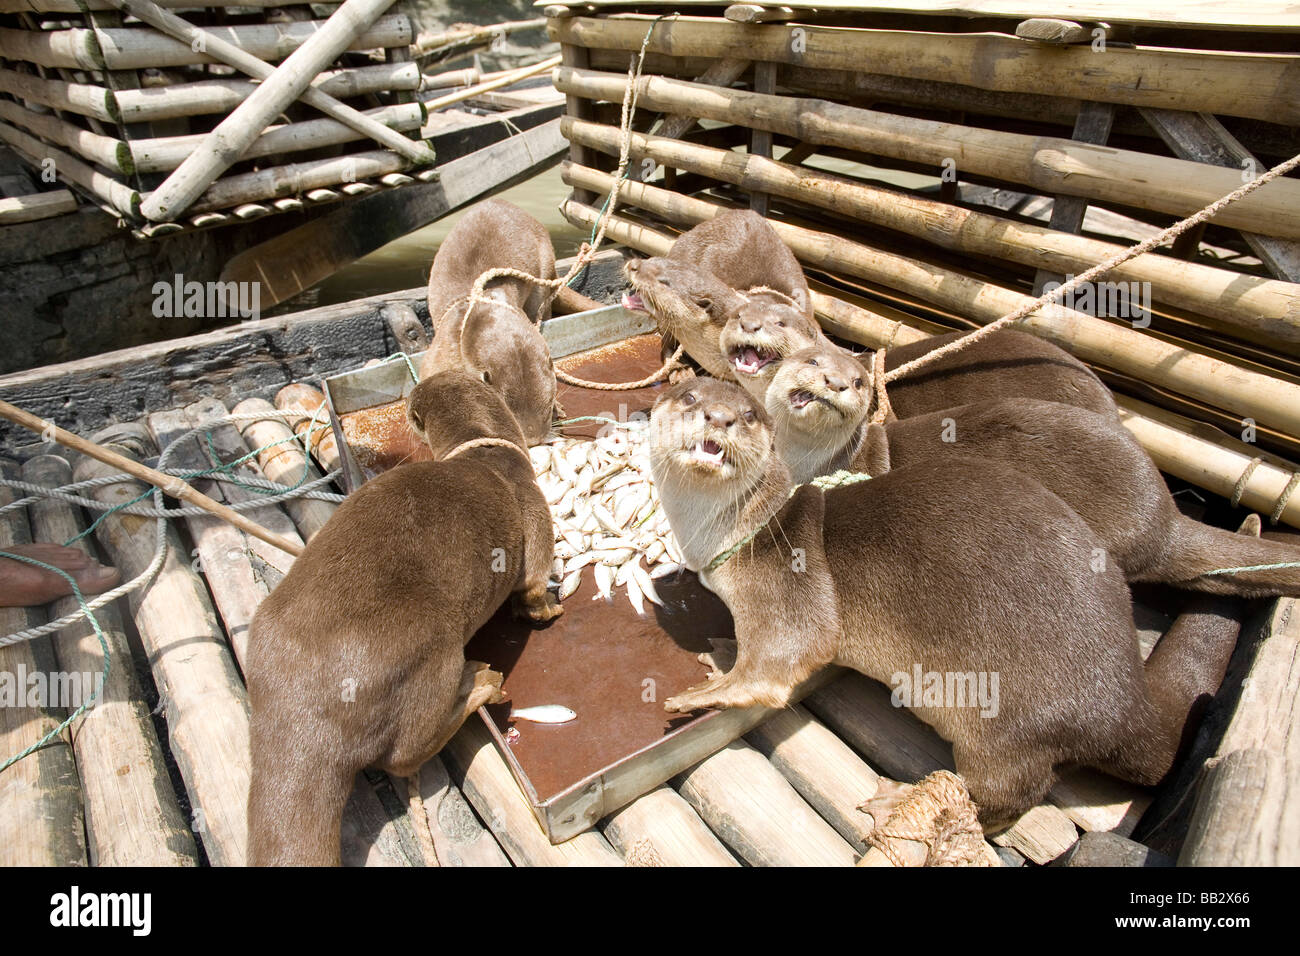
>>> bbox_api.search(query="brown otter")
[719,289,827,403]
[246,370,561,866]
[622,209,814,380]
[768,342,1300,598]
[648,377,1238,828]
[420,199,558,444]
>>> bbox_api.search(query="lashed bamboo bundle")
[551,15,1300,125]
[554,67,1300,241]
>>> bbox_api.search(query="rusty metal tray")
[321,305,799,843]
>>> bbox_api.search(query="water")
[299,163,585,308]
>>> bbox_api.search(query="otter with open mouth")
[624,209,815,381]
[648,377,1240,830]
[719,289,827,403]
[768,340,1300,598]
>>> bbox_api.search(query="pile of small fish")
[530,424,683,615]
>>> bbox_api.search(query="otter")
[648,378,1238,829]
[768,342,1300,599]
[719,288,827,403]
[246,370,561,866]
[622,209,814,380]
[420,199,558,445]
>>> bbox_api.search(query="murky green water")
[300,163,585,307]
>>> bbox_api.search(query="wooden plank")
[0,474,87,867]
[555,67,1300,239]
[749,60,777,216]
[217,116,566,308]
[744,704,881,852]
[23,455,199,866]
[561,42,596,205]
[74,442,250,866]
[1140,108,1300,282]
[551,17,1300,123]
[1032,99,1115,295]
[1180,598,1300,865]
[602,785,739,866]
[0,190,77,224]
[441,719,623,866]
[674,740,858,866]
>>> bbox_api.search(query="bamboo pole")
[104,0,433,170]
[421,54,560,113]
[0,476,87,867]
[0,120,138,218]
[420,66,479,91]
[131,102,425,174]
[563,117,1300,352]
[413,18,546,58]
[441,720,624,866]
[74,442,251,866]
[110,63,422,123]
[189,149,408,215]
[0,190,77,225]
[1,0,331,9]
[0,66,117,123]
[139,0,415,222]
[415,756,511,866]
[232,399,337,542]
[0,398,304,557]
[553,67,1300,241]
[23,455,199,866]
[0,17,411,71]
[673,740,858,866]
[559,166,1300,441]
[550,16,1300,125]
[148,401,301,666]
[275,385,342,475]
[601,786,740,866]
[0,98,131,173]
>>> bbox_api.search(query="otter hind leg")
[952,742,1056,835]
[248,724,356,866]
[1143,515,1300,598]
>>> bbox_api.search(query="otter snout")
[703,403,737,429]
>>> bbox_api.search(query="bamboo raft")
[1,0,1299,867]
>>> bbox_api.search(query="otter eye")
[743,409,756,424]
[854,377,864,389]
[777,320,786,328]
[807,358,819,367]
[681,392,697,406]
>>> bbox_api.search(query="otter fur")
[648,378,1238,829]
[246,370,561,866]
[420,199,558,444]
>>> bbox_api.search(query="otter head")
[767,342,871,484]
[407,368,528,460]
[720,290,825,401]
[622,256,746,336]
[649,378,784,570]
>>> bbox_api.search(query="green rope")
[1202,560,1300,576]
[0,551,110,775]
[554,415,647,429]
[705,470,873,572]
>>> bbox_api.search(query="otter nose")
[823,372,848,392]
[740,315,764,334]
[703,404,736,428]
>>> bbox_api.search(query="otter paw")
[514,589,563,623]
[698,638,738,680]
[663,680,728,714]
[553,398,567,421]
[465,662,507,707]
[667,366,697,385]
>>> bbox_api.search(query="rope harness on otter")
[440,436,529,462]
[704,469,873,573]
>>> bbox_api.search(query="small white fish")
[575,466,594,497]
[625,572,646,617]
[512,705,577,724]
[559,569,583,600]
[564,552,594,574]
[631,561,662,607]
[649,561,681,580]
[593,562,613,601]
[594,503,623,536]
[529,446,551,473]
[553,451,578,485]
[645,540,665,564]
[542,479,566,506]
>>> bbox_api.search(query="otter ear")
[690,293,715,314]
[408,406,424,432]
[480,368,492,385]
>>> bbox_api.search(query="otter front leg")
[512,504,563,623]
[665,635,802,712]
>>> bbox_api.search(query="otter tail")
[1141,514,1300,599]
